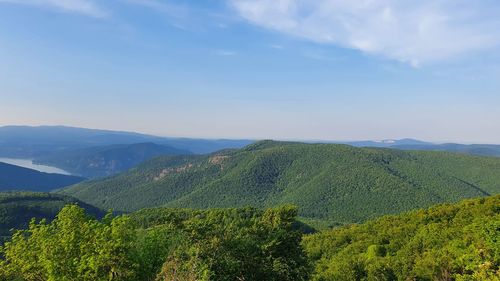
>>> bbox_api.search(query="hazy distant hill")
[343,138,433,148]
[0,125,253,156]
[342,138,500,157]
[0,192,104,241]
[391,143,500,157]
[62,141,500,226]
[33,142,192,178]
[0,162,85,192]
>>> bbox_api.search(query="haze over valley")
[1,0,499,280]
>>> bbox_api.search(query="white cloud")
[0,0,106,18]
[229,0,500,66]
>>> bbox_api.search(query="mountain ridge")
[0,125,254,156]
[61,141,500,226]
[32,142,192,178]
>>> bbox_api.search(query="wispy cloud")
[121,0,188,18]
[0,0,106,18]
[270,44,284,50]
[302,49,345,62]
[215,50,238,56]
[229,0,500,66]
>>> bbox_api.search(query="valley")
[2,1,500,278]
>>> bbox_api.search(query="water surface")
[0,158,72,175]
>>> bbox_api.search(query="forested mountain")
[0,125,253,157]
[33,142,191,178]
[0,192,104,241]
[303,195,500,280]
[0,162,85,192]
[62,141,500,226]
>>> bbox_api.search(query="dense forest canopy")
[63,141,500,227]
[0,204,310,281]
[0,192,104,241]
[0,195,498,280]
[303,195,500,280]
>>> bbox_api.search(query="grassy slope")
[61,141,500,225]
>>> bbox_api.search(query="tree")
[0,205,137,281]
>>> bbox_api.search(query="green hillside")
[0,162,85,192]
[33,142,192,178]
[0,192,104,241]
[303,195,500,280]
[1,194,498,280]
[1,204,309,281]
[61,141,500,225]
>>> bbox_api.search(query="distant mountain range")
[391,143,500,157]
[61,141,500,227]
[3,126,500,180]
[0,125,254,178]
[0,125,253,156]
[3,126,500,157]
[340,138,433,147]
[340,138,500,157]
[0,162,85,192]
[33,142,192,178]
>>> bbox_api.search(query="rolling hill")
[0,162,85,192]
[61,141,500,225]
[33,142,192,178]
[0,192,104,241]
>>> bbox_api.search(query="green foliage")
[0,162,84,192]
[0,205,137,281]
[0,204,310,281]
[0,192,104,242]
[132,205,311,281]
[303,195,500,280]
[63,141,500,225]
[1,195,498,280]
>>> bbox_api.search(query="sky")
[1,0,500,143]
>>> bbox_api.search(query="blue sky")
[1,0,500,143]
